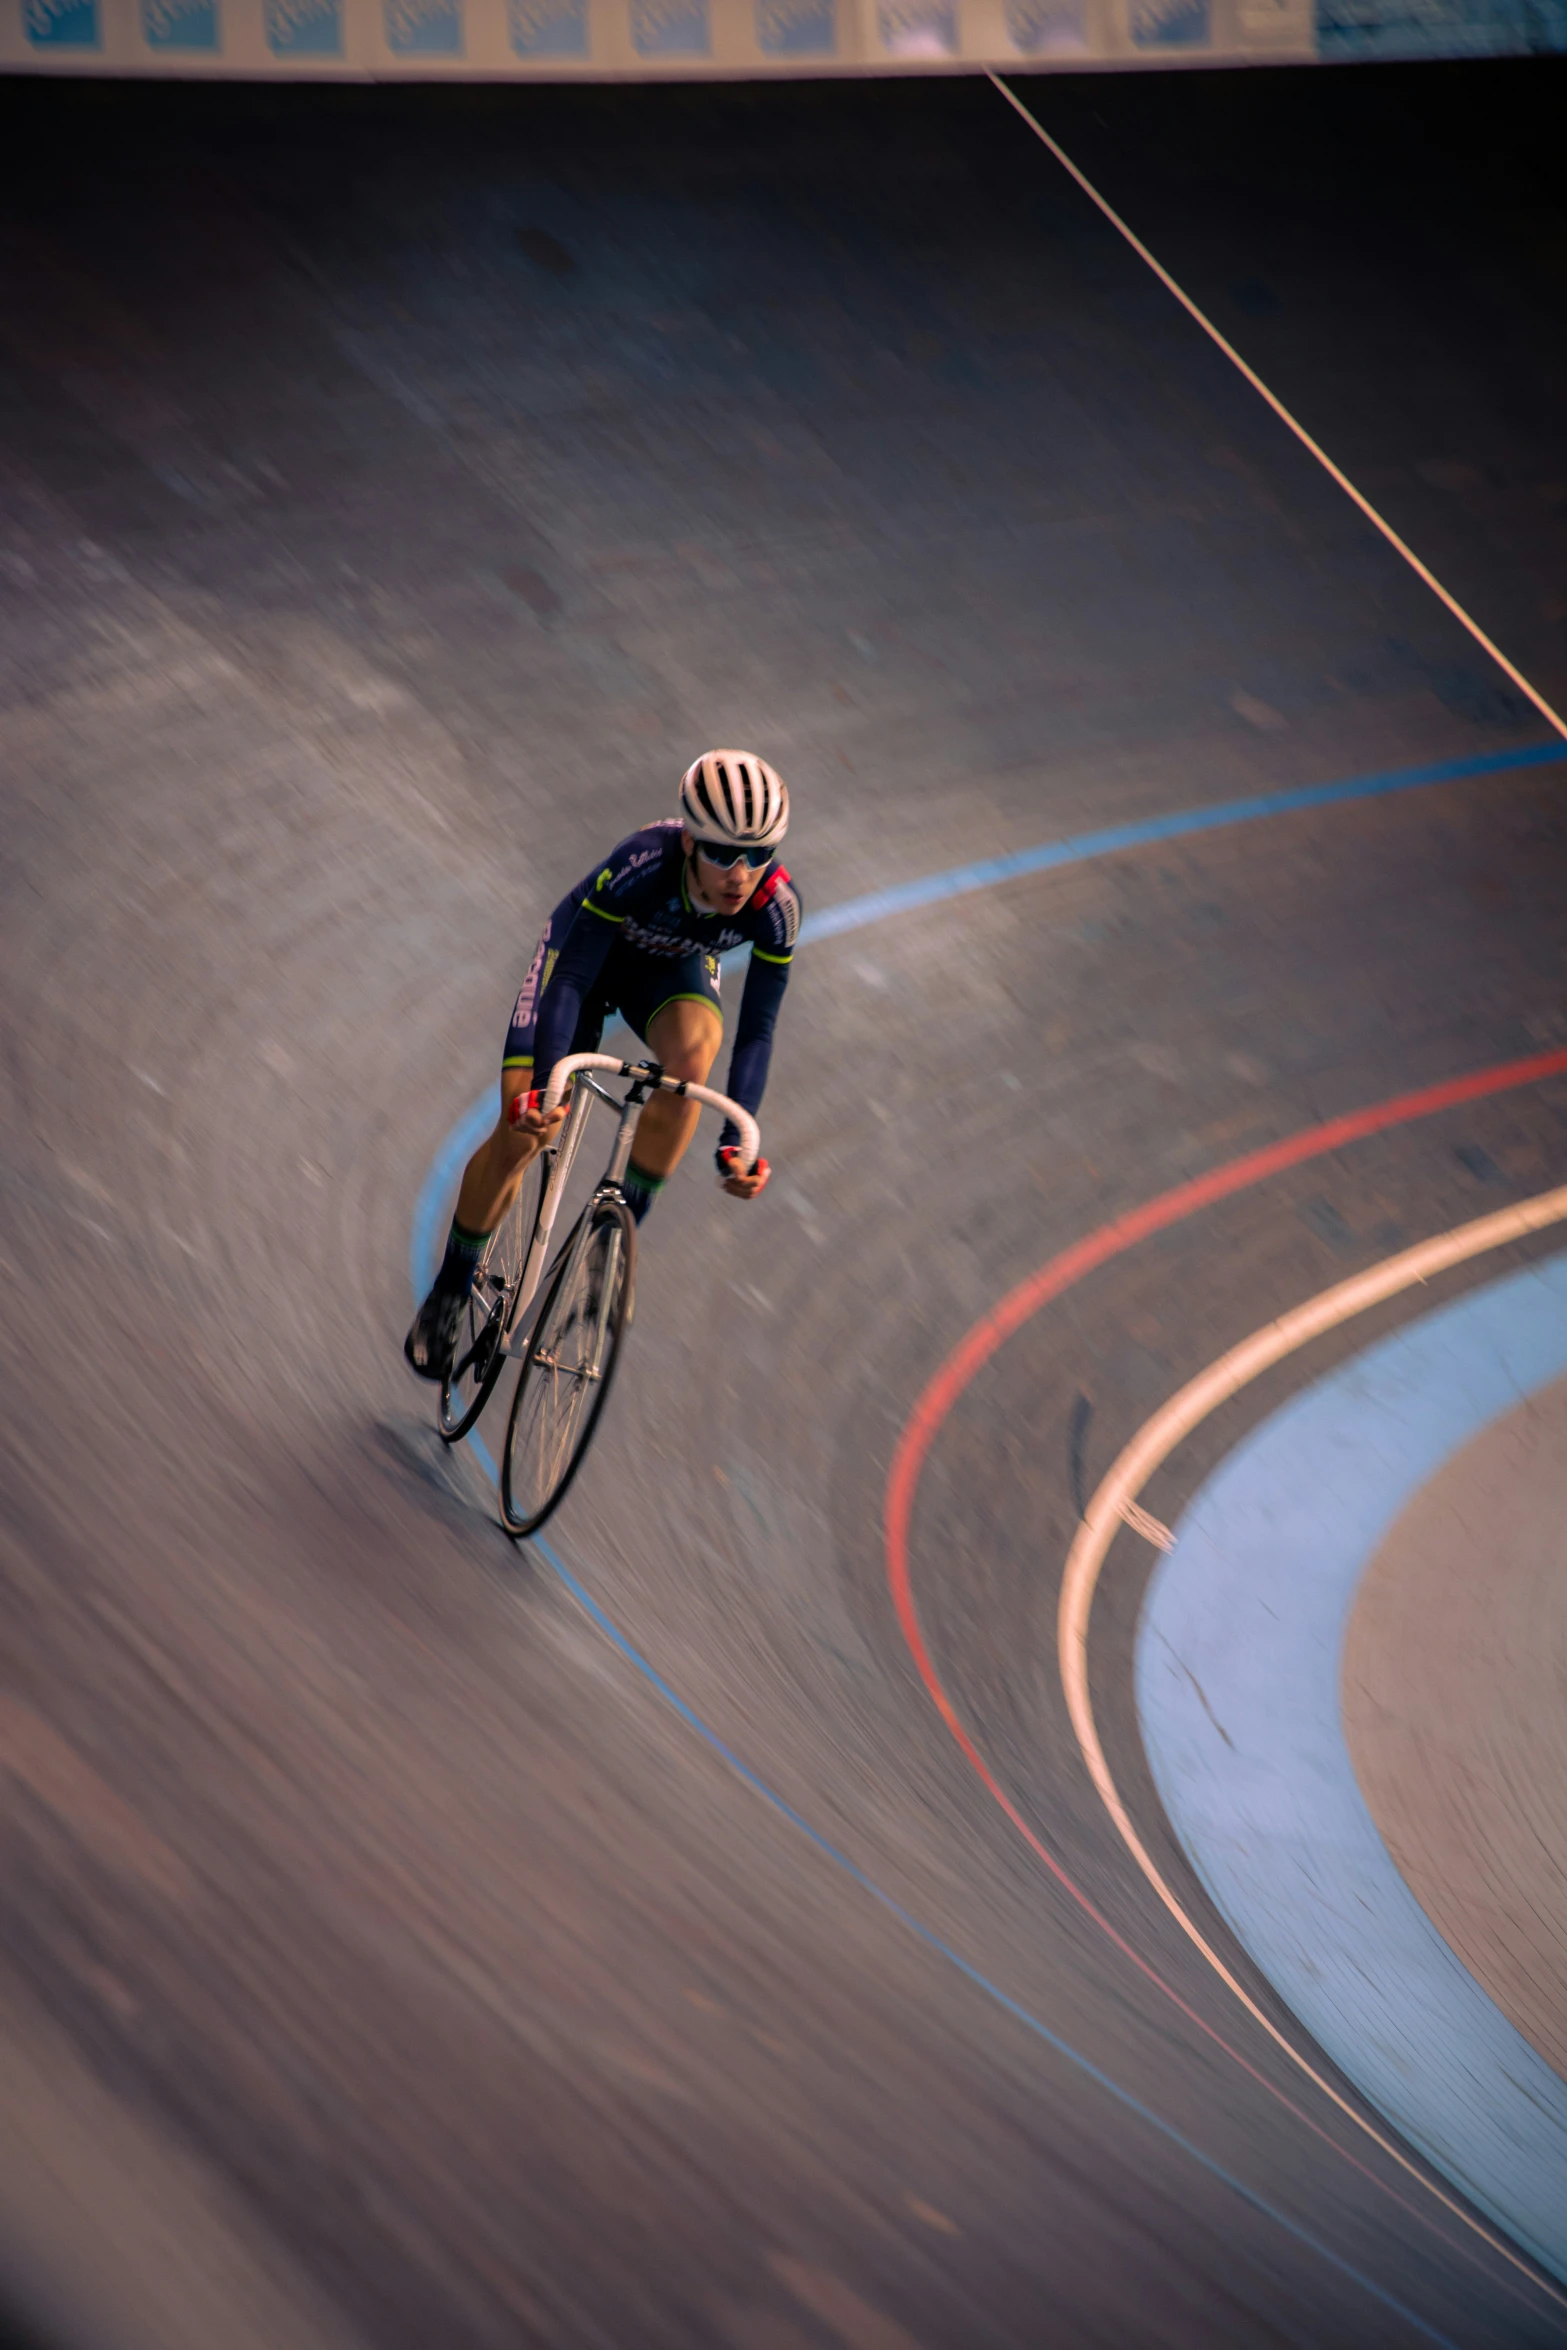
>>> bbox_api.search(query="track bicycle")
[434,1053,761,1538]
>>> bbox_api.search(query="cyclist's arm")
[716,950,790,1168]
[529,898,618,1095]
[716,868,800,1167]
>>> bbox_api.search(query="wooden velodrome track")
[2,61,1565,2349]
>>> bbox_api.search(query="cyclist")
[405,749,801,1380]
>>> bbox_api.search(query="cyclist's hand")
[508,1087,569,1141]
[718,1147,770,1201]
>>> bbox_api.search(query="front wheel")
[499,1197,636,1538]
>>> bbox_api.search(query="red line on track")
[884,1042,1567,2269]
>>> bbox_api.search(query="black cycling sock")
[622,1161,666,1227]
[437,1217,490,1300]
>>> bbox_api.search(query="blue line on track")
[531,1537,1461,2348]
[419,1406,1464,2338]
[414,739,1567,1294]
[800,741,1566,943]
[405,737,1567,2342]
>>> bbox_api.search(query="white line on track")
[988,73,1567,747]
[1138,1256,1567,2282]
[1057,1181,1567,2307]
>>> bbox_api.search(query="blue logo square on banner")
[1005,0,1083,45]
[631,0,710,51]
[1131,0,1208,39]
[385,0,461,46]
[267,0,343,50]
[143,0,220,47]
[878,0,958,49]
[756,0,835,48]
[508,0,588,48]
[25,0,100,43]
[1316,0,1567,54]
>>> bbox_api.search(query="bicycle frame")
[500,1053,761,1361]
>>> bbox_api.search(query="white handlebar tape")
[542,1054,762,1174]
[540,1054,628,1114]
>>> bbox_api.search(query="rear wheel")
[499,1197,636,1538]
[436,1150,545,1445]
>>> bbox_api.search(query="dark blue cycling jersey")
[523,820,801,1155]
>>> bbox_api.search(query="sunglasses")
[693,840,775,871]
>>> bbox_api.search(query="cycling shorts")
[503,919,722,1085]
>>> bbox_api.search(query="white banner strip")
[0,0,1317,76]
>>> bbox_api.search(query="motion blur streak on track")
[2,61,1566,2350]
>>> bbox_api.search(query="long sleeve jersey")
[531,819,802,1153]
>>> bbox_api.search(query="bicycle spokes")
[499,1202,635,1538]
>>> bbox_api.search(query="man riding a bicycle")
[405,749,801,1382]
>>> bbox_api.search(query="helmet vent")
[679,748,790,851]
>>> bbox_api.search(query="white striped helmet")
[679,749,790,854]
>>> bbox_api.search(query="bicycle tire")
[499,1196,636,1538]
[436,1150,546,1445]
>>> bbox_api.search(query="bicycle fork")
[500,1075,596,1357]
[506,1075,641,1371]
[575,1087,641,1376]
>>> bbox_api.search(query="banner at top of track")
[3,0,1563,79]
